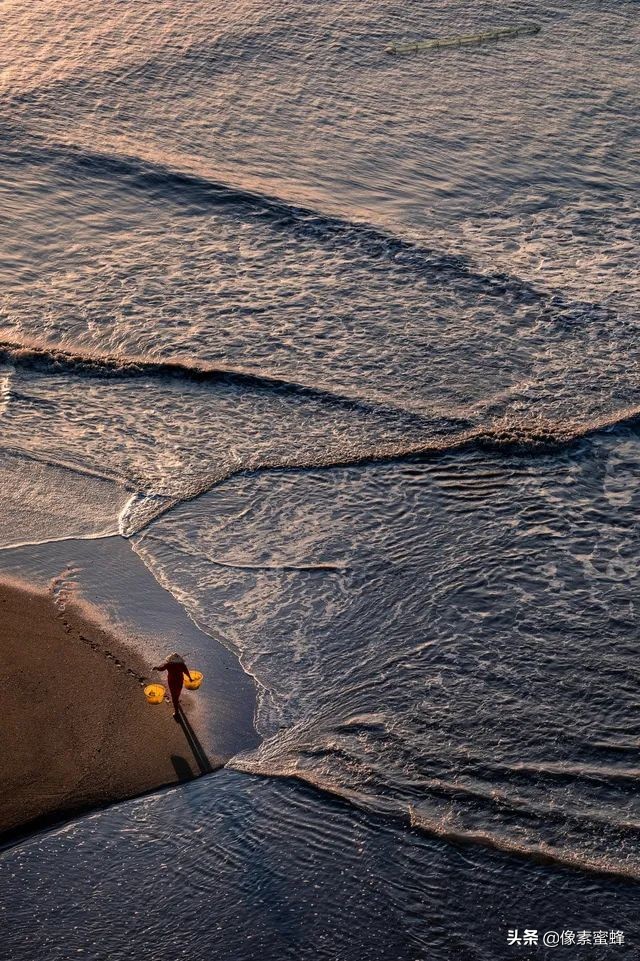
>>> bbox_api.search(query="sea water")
[1,1,640,957]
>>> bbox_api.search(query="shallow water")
[4,771,640,961]
[133,433,640,879]
[1,0,640,956]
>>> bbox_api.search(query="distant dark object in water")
[386,24,541,56]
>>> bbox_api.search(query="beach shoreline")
[0,576,219,842]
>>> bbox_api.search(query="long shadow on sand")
[176,707,215,775]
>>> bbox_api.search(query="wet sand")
[0,578,216,840]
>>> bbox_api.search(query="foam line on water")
[0,336,469,430]
[223,764,640,883]
[124,399,640,533]
[3,365,639,536]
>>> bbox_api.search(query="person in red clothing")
[153,653,193,719]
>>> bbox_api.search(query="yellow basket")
[144,683,165,704]
[184,670,203,690]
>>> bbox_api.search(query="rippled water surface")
[1,0,640,957]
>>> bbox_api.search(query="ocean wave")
[0,335,464,429]
[2,131,565,306]
[226,763,640,882]
[123,400,640,532]
[1,338,637,455]
[408,805,640,882]
[4,334,640,535]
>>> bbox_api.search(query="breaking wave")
[221,759,640,882]
[0,335,467,428]
[4,333,640,536]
